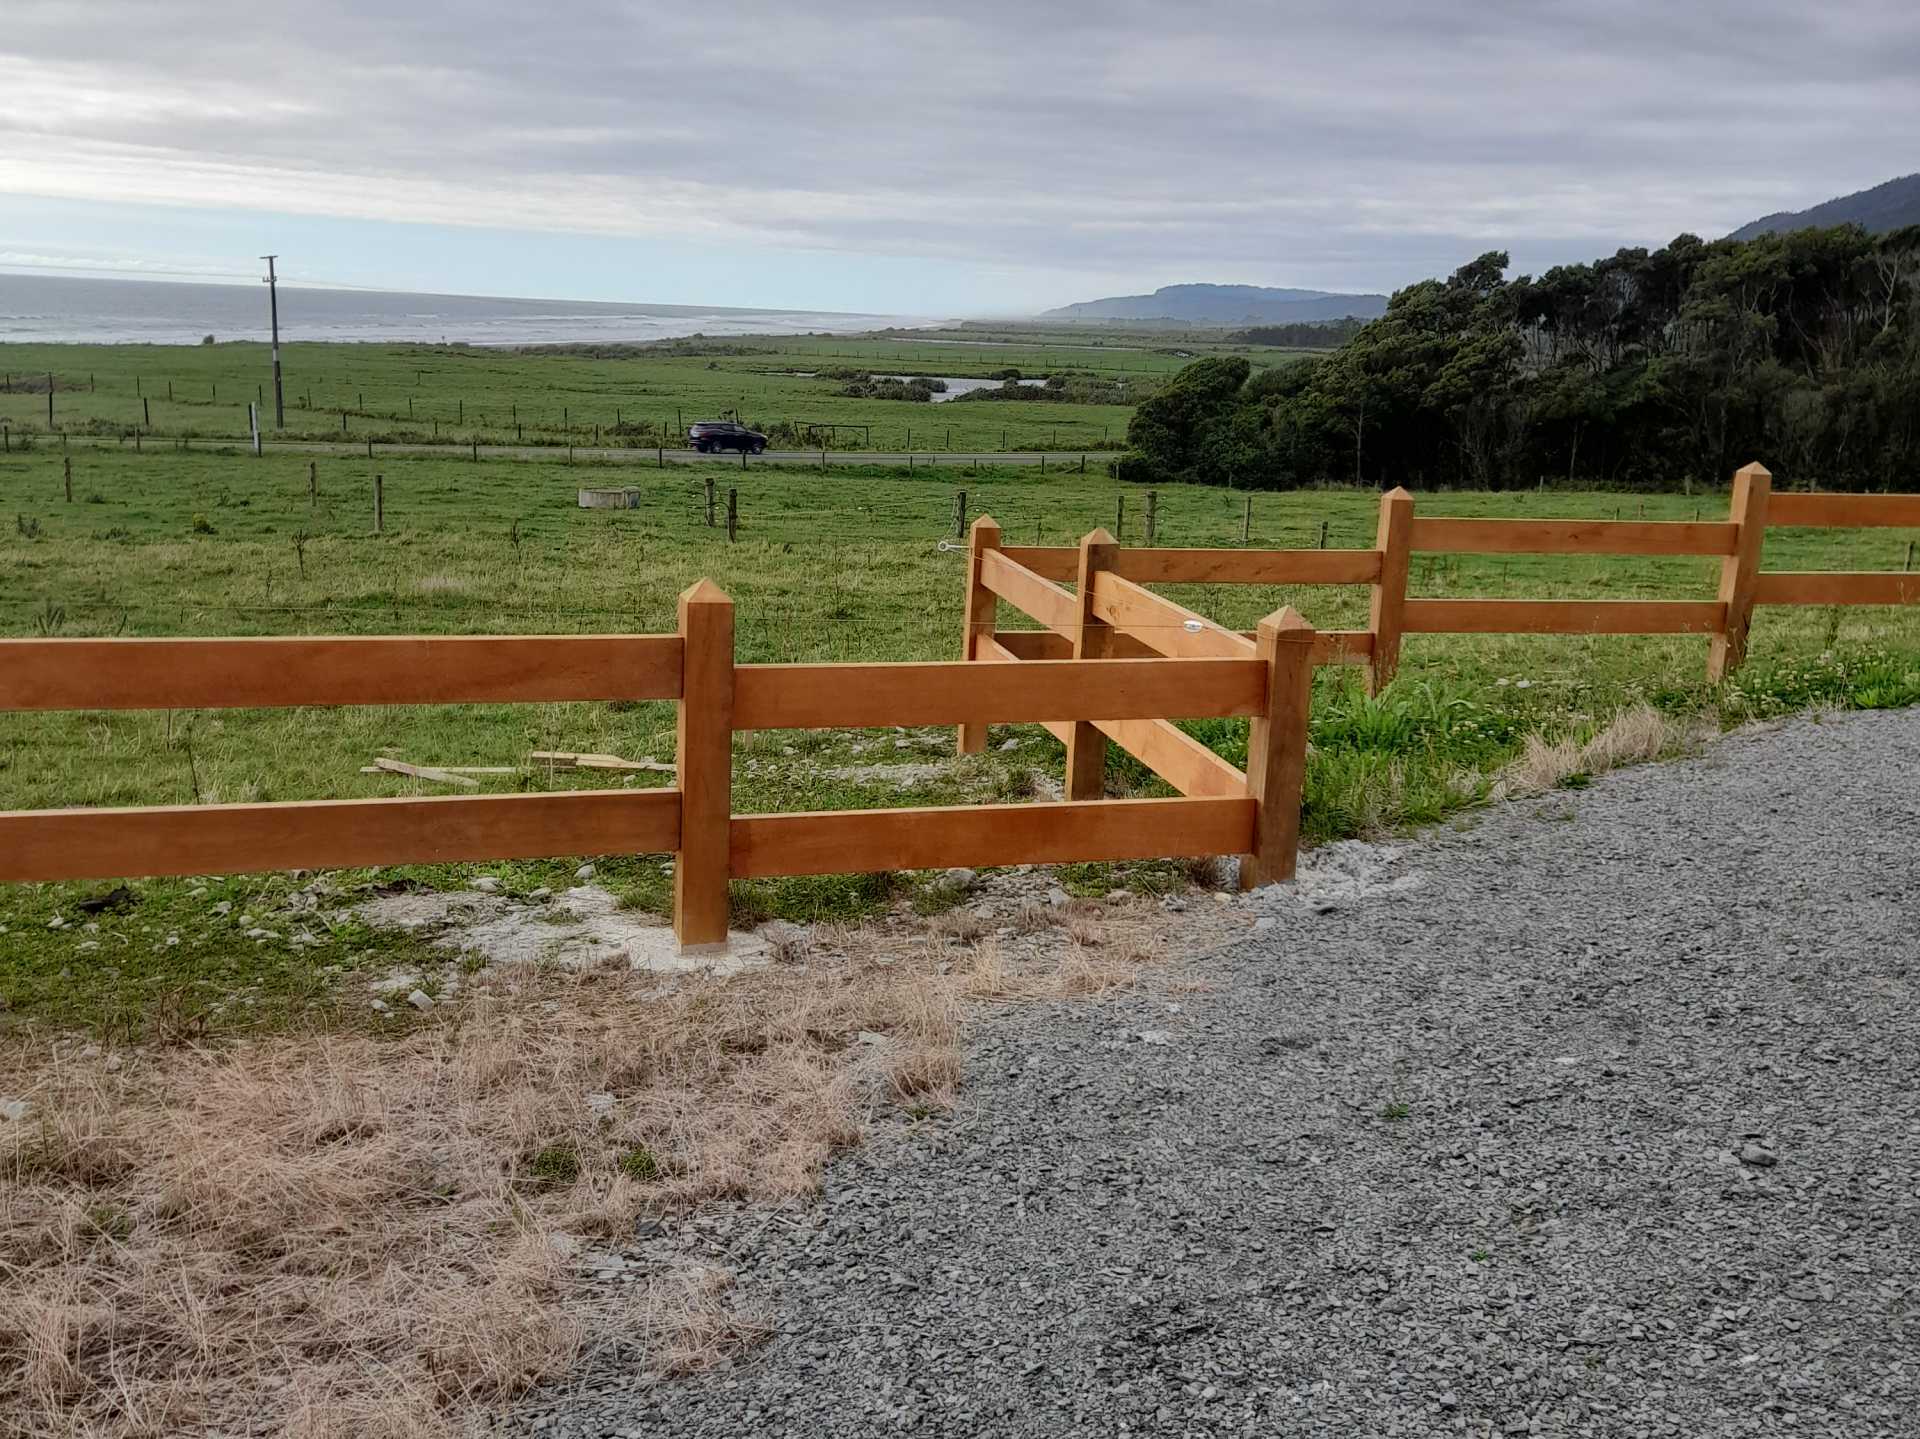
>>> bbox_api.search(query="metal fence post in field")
[64,457,72,502]
[1145,490,1157,545]
[674,580,734,946]
[727,487,738,543]
[705,478,716,527]
[374,474,384,533]
[309,461,317,506]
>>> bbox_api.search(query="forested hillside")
[1125,226,1920,492]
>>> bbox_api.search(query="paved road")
[68,434,1106,469]
[523,707,1920,1437]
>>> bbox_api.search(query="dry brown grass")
[1494,703,1717,799]
[0,904,1171,1437]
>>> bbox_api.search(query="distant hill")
[1728,173,1920,241]
[1040,283,1388,326]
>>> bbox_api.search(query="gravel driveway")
[525,708,1920,1438]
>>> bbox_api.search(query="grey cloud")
[4,0,1918,299]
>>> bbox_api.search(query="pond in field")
[874,375,1052,402]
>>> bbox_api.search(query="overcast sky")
[2,1,1917,314]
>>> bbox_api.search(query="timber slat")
[1766,493,1920,528]
[0,790,681,883]
[1310,630,1375,664]
[735,657,1266,729]
[1114,548,1383,584]
[998,546,1382,584]
[730,796,1254,878]
[979,549,1079,636]
[998,545,1077,581]
[0,635,684,712]
[1408,517,1739,556]
[1089,573,1257,658]
[1093,718,1248,798]
[1401,599,1726,635]
[1752,571,1920,606]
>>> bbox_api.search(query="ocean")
[0,272,931,347]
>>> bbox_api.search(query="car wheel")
[694,441,708,453]
[752,443,766,455]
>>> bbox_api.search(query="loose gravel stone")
[519,709,1920,1437]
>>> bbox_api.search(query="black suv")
[688,421,767,454]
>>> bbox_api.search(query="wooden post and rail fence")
[2,463,1917,936]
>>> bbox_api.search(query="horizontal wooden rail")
[1311,630,1374,665]
[1752,572,1920,606]
[0,635,684,712]
[1408,517,1738,557]
[999,625,1371,669]
[730,795,1253,877]
[1766,493,1920,528]
[0,790,681,884]
[1090,572,1257,659]
[984,637,1248,799]
[998,545,1077,582]
[1114,548,1382,585]
[1401,599,1725,635]
[1000,546,1381,585]
[979,548,1078,637]
[734,657,1266,730]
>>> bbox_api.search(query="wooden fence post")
[726,487,738,543]
[1066,528,1120,800]
[1708,461,1771,682]
[1367,487,1414,694]
[1241,605,1316,888]
[1145,490,1158,545]
[373,474,384,532]
[955,514,1002,754]
[674,579,734,947]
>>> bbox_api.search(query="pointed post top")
[1257,604,1316,640]
[970,513,1001,536]
[1080,527,1117,548]
[1382,485,1414,501]
[1733,461,1772,482]
[679,577,732,606]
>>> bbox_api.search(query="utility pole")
[261,255,285,428]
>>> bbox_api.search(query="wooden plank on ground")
[0,635,684,712]
[1401,599,1725,635]
[1089,572,1257,659]
[530,751,675,772]
[1113,548,1382,584]
[734,657,1266,729]
[1407,517,1739,556]
[730,796,1254,878]
[372,757,480,787]
[0,790,681,884]
[979,549,1078,637]
[1765,493,1920,528]
[1752,571,1920,606]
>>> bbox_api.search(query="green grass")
[4,344,1919,1038]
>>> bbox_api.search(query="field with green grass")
[0,328,1306,458]
[4,341,1920,1038]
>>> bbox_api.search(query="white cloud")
[2,0,1917,299]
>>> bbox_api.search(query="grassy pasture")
[0,331,1301,458]
[3,360,1919,1035]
